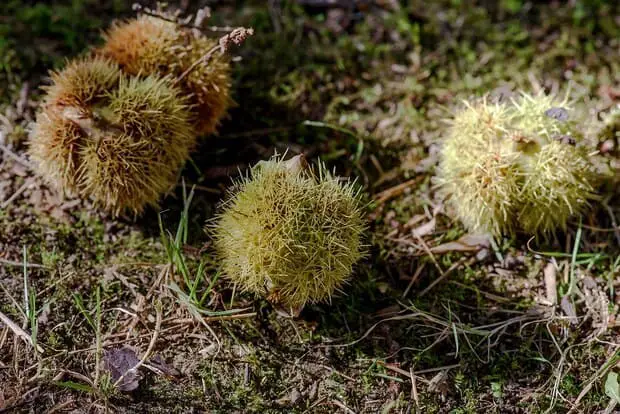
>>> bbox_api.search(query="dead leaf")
[375,305,401,318]
[430,234,491,254]
[412,217,436,238]
[103,346,142,392]
[149,355,181,378]
[37,302,51,326]
[404,214,426,229]
[428,370,450,395]
[560,296,578,325]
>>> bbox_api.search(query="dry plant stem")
[177,312,257,323]
[603,201,620,246]
[568,349,620,413]
[323,313,429,349]
[1,181,29,208]
[0,258,48,269]
[414,233,443,276]
[175,44,222,84]
[410,366,419,407]
[1,144,34,170]
[419,256,472,297]
[113,301,163,389]
[136,5,238,33]
[329,400,356,414]
[175,27,254,84]
[374,177,423,204]
[402,263,426,299]
[0,282,26,320]
[0,310,44,353]
[46,400,74,414]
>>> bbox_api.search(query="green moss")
[0,0,128,101]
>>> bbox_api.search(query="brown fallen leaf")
[375,305,401,318]
[560,295,578,325]
[429,234,491,254]
[103,346,142,392]
[412,217,436,238]
[149,354,181,378]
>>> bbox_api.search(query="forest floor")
[0,1,619,413]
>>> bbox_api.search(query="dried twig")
[374,176,423,204]
[410,366,419,408]
[402,263,426,299]
[132,3,238,33]
[0,258,48,269]
[175,27,254,85]
[16,82,30,117]
[1,181,29,209]
[0,144,34,170]
[113,301,163,389]
[418,256,475,297]
[603,200,620,246]
[329,399,356,414]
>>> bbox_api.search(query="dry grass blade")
[112,302,162,390]
[0,144,34,170]
[419,256,472,297]
[374,177,423,204]
[0,311,44,354]
[0,259,48,269]
[1,181,29,208]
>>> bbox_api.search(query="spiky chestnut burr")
[212,154,366,313]
[29,57,121,191]
[29,57,195,216]
[99,15,231,136]
[438,92,599,237]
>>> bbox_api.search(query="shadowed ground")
[0,1,619,412]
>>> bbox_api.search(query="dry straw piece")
[29,57,195,216]
[99,14,232,136]
[212,154,366,312]
[438,91,599,237]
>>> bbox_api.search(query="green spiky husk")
[213,156,366,309]
[99,15,231,136]
[517,141,597,234]
[29,57,195,216]
[30,57,122,193]
[438,92,599,237]
[44,56,121,107]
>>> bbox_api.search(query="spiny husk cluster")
[438,92,599,237]
[29,57,195,215]
[213,155,366,311]
[99,14,231,136]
